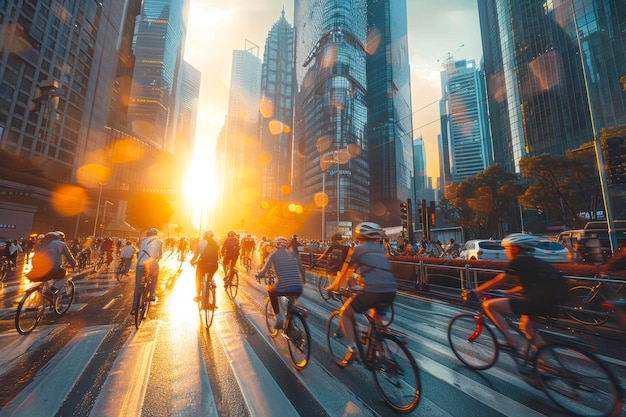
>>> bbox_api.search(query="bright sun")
[184,144,219,229]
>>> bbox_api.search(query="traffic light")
[429,201,436,226]
[400,202,408,221]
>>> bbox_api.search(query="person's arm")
[474,271,510,295]
[326,247,355,291]
[61,243,77,267]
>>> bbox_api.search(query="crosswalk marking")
[89,321,159,417]
[0,325,114,417]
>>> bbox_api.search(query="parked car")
[459,239,506,261]
[557,221,626,264]
[533,239,571,263]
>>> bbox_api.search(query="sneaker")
[193,296,201,303]
[148,296,156,302]
[275,319,284,330]
[343,345,359,364]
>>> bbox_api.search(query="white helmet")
[273,236,288,248]
[354,222,383,240]
[502,233,539,251]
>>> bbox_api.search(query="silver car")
[533,239,571,263]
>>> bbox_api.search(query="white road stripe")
[89,321,160,417]
[0,325,114,417]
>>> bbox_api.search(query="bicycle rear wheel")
[447,313,498,370]
[535,343,621,417]
[564,286,609,326]
[15,288,45,335]
[286,313,311,370]
[371,332,421,413]
[115,261,125,282]
[265,297,279,337]
[325,310,351,367]
[317,275,331,302]
[135,286,150,329]
[200,276,216,329]
[227,270,239,299]
[54,279,75,315]
[94,256,106,273]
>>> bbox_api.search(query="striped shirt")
[258,247,304,291]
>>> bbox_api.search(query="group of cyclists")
[24,220,572,382]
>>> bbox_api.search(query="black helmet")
[203,230,214,239]
[228,231,236,237]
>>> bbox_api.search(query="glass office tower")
[294,0,370,237]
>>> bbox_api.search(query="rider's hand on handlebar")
[255,274,262,284]
[461,289,479,303]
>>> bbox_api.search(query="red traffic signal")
[400,202,408,220]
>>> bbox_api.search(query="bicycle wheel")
[318,275,331,302]
[447,313,498,370]
[265,297,279,337]
[15,288,45,335]
[286,313,311,370]
[564,286,609,326]
[0,262,8,282]
[535,343,621,417]
[94,256,106,273]
[371,332,421,413]
[326,310,351,367]
[54,279,75,316]
[201,276,216,329]
[227,270,239,299]
[135,286,150,329]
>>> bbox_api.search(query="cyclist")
[27,231,76,295]
[258,236,274,267]
[443,238,461,258]
[190,231,220,302]
[132,228,163,315]
[472,233,567,355]
[289,234,301,254]
[221,231,240,287]
[256,236,305,329]
[120,240,136,275]
[326,222,397,362]
[240,234,255,266]
[316,232,349,281]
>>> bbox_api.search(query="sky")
[183,0,483,182]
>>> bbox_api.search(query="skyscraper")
[129,0,188,152]
[366,0,415,227]
[259,10,295,203]
[440,58,492,184]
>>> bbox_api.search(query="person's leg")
[148,263,159,300]
[519,315,545,350]
[483,298,519,350]
[340,299,358,351]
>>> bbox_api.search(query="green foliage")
[441,164,522,239]
[126,192,174,234]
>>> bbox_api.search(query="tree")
[519,148,599,228]
[126,192,174,235]
[440,164,522,239]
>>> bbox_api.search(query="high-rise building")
[440,58,492,184]
[413,135,427,203]
[259,10,295,203]
[477,0,626,175]
[129,0,188,152]
[366,0,415,227]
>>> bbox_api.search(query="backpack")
[544,264,568,304]
[199,240,218,265]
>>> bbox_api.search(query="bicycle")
[325,292,420,414]
[93,251,110,273]
[257,270,311,370]
[76,250,89,272]
[240,253,252,273]
[323,279,395,327]
[135,272,153,329]
[447,291,621,417]
[15,274,76,335]
[197,268,217,329]
[224,264,239,299]
[115,258,127,282]
[0,257,10,282]
[564,274,626,326]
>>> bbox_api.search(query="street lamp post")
[101,200,113,238]
[93,182,104,237]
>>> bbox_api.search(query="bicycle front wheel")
[317,275,331,302]
[286,313,311,370]
[447,313,498,370]
[227,271,239,299]
[564,286,609,326]
[54,279,75,316]
[265,297,279,337]
[15,288,45,335]
[326,310,351,367]
[371,332,421,414]
[536,343,621,417]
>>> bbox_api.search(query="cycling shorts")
[510,297,557,317]
[350,291,396,314]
